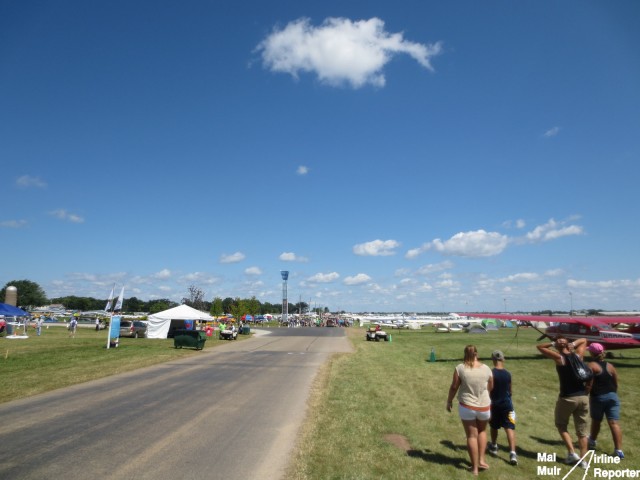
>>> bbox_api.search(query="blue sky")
[2,1,639,312]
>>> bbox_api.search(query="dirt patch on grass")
[383,433,412,452]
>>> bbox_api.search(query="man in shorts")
[487,350,518,465]
[537,337,590,467]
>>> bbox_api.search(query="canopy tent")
[0,303,30,317]
[146,304,213,339]
[481,318,500,330]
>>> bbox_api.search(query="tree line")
[1,279,325,317]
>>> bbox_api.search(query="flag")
[105,285,115,311]
[114,286,125,311]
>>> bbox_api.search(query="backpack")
[567,352,593,383]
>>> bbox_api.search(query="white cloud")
[1,219,27,228]
[405,242,431,259]
[353,239,400,256]
[308,272,340,283]
[279,252,309,262]
[297,165,309,175]
[500,272,540,282]
[16,175,47,188]
[153,269,172,279]
[415,261,454,276]
[220,252,246,263]
[525,219,584,243]
[257,17,443,88]
[502,219,526,229]
[181,272,218,285]
[545,269,564,277]
[567,279,635,289]
[544,126,561,137]
[343,273,371,285]
[245,266,263,275]
[429,230,509,257]
[49,209,84,223]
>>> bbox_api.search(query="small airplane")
[460,313,640,350]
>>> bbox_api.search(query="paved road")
[0,327,353,480]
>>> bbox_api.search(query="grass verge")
[286,327,640,479]
[0,325,240,403]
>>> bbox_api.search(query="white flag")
[114,286,125,311]
[105,285,115,311]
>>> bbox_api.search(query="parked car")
[119,320,147,338]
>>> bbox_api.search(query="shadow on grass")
[529,435,565,448]
[407,449,469,470]
[425,355,547,364]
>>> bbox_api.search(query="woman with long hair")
[447,345,494,475]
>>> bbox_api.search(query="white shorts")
[459,404,491,421]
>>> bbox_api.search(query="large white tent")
[146,304,213,339]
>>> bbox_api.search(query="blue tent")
[0,303,29,316]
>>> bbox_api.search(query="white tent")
[147,304,213,339]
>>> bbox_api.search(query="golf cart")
[365,326,389,342]
[219,325,238,340]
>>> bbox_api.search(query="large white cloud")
[256,17,442,88]
[308,272,340,283]
[353,239,400,256]
[430,230,509,257]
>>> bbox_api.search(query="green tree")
[229,297,247,321]
[246,296,261,316]
[222,297,234,314]
[1,280,48,308]
[148,299,178,314]
[210,297,224,317]
[127,296,144,312]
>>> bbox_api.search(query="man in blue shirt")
[487,350,518,466]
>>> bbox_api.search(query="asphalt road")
[0,327,353,480]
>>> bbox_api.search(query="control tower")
[280,271,289,325]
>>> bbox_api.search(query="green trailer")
[173,329,207,350]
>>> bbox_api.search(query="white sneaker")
[565,452,580,464]
[509,452,518,465]
[488,443,498,455]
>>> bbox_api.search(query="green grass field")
[0,325,219,403]
[286,327,640,480]
[3,324,638,479]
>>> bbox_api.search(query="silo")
[4,285,18,306]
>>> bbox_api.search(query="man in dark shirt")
[537,337,589,467]
[487,350,518,465]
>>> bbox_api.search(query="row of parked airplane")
[461,313,640,351]
[357,312,640,351]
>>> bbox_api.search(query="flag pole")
[106,284,116,350]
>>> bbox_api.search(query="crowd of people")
[446,338,624,475]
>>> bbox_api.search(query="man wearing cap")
[487,350,518,465]
[586,343,624,458]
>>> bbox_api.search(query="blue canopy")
[0,303,30,316]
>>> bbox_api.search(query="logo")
[535,451,634,479]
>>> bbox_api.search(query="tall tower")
[281,270,289,324]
